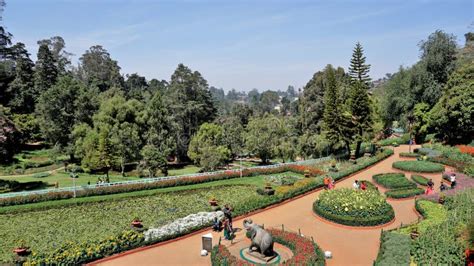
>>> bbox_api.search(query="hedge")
[385,188,424,199]
[313,203,394,226]
[392,161,445,173]
[211,228,325,265]
[411,174,429,186]
[374,231,411,266]
[378,134,410,147]
[399,152,420,158]
[372,173,417,189]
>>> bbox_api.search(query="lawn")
[0,185,263,262]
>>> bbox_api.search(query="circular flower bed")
[211,228,325,265]
[313,188,394,226]
[392,161,444,173]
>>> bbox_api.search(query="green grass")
[167,165,201,176]
[0,185,263,263]
[392,161,445,173]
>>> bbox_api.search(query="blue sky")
[3,0,473,91]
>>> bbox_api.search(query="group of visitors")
[323,176,335,189]
[212,204,234,240]
[425,173,456,195]
[352,180,367,190]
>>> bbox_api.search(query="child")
[323,176,330,189]
[353,180,360,189]
[212,217,222,231]
[440,182,447,191]
[360,181,367,191]
[450,174,456,189]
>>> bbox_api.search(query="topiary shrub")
[313,188,394,226]
[411,174,429,186]
[385,188,424,199]
[372,173,417,189]
[392,161,444,173]
[399,152,420,158]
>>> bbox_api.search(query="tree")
[297,133,330,160]
[6,43,35,113]
[245,114,283,164]
[188,123,230,171]
[77,45,123,91]
[166,63,216,162]
[221,116,245,158]
[419,30,457,85]
[412,102,431,143]
[124,73,148,99]
[37,36,72,74]
[322,66,353,154]
[428,64,474,144]
[140,91,174,176]
[258,90,280,114]
[0,105,21,163]
[348,42,371,85]
[274,116,298,162]
[348,81,372,157]
[35,43,58,92]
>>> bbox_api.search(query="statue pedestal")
[241,248,279,264]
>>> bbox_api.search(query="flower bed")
[411,174,429,186]
[374,231,411,266]
[211,228,325,265]
[313,188,395,226]
[372,173,417,189]
[385,188,424,199]
[0,164,324,207]
[392,161,444,173]
[399,152,420,158]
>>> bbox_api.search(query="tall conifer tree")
[348,42,371,84]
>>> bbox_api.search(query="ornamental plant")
[313,188,394,226]
[392,161,445,173]
[372,173,417,189]
[411,174,430,186]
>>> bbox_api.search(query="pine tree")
[348,42,371,84]
[35,44,58,92]
[7,43,35,113]
[348,81,373,157]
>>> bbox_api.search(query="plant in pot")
[264,183,275,195]
[208,196,218,206]
[131,217,143,228]
[304,169,311,178]
[438,193,446,204]
[410,226,420,239]
[329,160,338,172]
[13,240,29,256]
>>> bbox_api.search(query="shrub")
[411,175,429,186]
[399,152,419,158]
[374,231,411,266]
[377,134,410,147]
[372,173,417,189]
[392,161,444,173]
[399,200,447,234]
[458,145,474,156]
[385,188,424,199]
[211,228,325,265]
[313,188,394,226]
[32,172,50,178]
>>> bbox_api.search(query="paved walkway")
[93,145,451,266]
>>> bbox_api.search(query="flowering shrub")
[458,145,474,156]
[211,228,325,265]
[313,188,394,226]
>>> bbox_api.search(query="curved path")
[92,145,451,266]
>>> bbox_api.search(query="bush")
[378,134,410,147]
[32,172,50,178]
[374,231,411,266]
[211,228,325,265]
[372,173,417,189]
[399,152,419,158]
[385,188,424,199]
[392,161,444,173]
[0,179,47,193]
[65,164,84,173]
[411,174,429,186]
[398,200,447,234]
[313,188,394,226]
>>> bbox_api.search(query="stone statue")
[243,219,274,257]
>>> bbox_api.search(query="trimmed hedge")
[374,231,411,265]
[411,174,429,186]
[385,187,424,199]
[372,173,417,189]
[399,152,420,158]
[392,161,444,173]
[313,188,395,226]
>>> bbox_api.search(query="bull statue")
[243,219,274,257]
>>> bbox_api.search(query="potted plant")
[208,196,218,206]
[131,217,143,228]
[438,193,446,204]
[13,240,29,256]
[329,160,338,172]
[264,183,275,195]
[304,169,310,178]
[410,226,420,239]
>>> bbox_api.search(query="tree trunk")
[355,141,362,158]
[345,141,351,159]
[105,168,110,183]
[121,158,125,177]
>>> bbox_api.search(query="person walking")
[223,218,232,240]
[450,173,456,189]
[353,180,360,189]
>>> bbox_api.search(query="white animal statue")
[243,219,274,256]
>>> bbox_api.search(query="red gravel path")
[91,145,451,266]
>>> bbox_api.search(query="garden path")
[92,145,451,266]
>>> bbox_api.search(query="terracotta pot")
[410,232,420,239]
[13,248,28,256]
[209,200,218,206]
[438,198,445,204]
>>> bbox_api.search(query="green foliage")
[244,114,283,163]
[384,188,424,199]
[377,134,410,146]
[32,172,50,178]
[372,173,417,189]
[348,42,371,84]
[188,123,230,171]
[399,200,447,234]
[6,43,35,113]
[399,152,419,158]
[411,174,429,186]
[392,160,445,173]
[374,231,411,266]
[348,80,373,157]
[313,188,394,226]
[0,106,21,163]
[34,43,57,92]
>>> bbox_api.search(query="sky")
[2,0,473,91]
